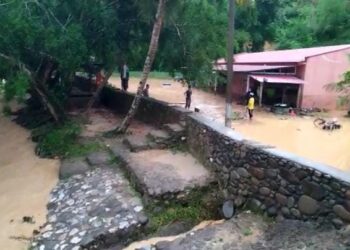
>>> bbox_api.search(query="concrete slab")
[117,149,213,198]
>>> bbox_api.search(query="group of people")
[119,62,193,108]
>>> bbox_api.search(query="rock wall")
[101,89,350,226]
[100,86,190,127]
[187,114,350,227]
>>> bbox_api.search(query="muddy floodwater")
[0,104,59,249]
[110,77,350,171]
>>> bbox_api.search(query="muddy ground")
[109,77,350,171]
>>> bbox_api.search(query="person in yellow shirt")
[247,93,255,120]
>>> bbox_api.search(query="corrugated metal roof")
[214,64,293,72]
[250,75,305,85]
[217,44,350,64]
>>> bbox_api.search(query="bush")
[34,121,100,158]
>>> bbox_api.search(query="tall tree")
[113,0,167,134]
[225,0,236,127]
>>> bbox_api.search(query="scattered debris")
[314,118,342,131]
[22,216,35,224]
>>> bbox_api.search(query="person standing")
[247,93,255,120]
[120,62,129,91]
[142,84,150,97]
[184,85,192,109]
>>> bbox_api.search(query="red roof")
[214,64,292,72]
[250,75,305,85]
[217,44,350,64]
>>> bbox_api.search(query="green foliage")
[34,121,101,158]
[242,227,253,236]
[327,70,350,108]
[146,188,220,234]
[3,73,30,103]
[2,105,11,116]
[273,0,350,49]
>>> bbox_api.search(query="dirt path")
[109,77,350,171]
[0,107,59,249]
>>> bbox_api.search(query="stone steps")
[109,141,213,202]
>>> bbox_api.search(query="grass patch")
[33,120,101,159]
[129,71,172,80]
[242,227,253,236]
[146,187,221,234]
[2,105,11,116]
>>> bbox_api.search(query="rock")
[59,158,90,179]
[332,218,344,229]
[237,168,250,178]
[302,180,326,201]
[248,167,265,180]
[234,196,245,207]
[70,236,81,244]
[259,187,270,196]
[295,170,308,180]
[134,206,143,212]
[222,200,235,219]
[281,207,290,217]
[345,190,350,200]
[333,205,350,222]
[246,198,262,212]
[298,195,319,215]
[275,193,288,206]
[267,206,278,216]
[280,169,299,184]
[69,228,79,236]
[287,197,295,208]
[157,221,192,237]
[138,215,149,225]
[290,208,301,218]
[344,200,350,212]
[339,225,350,237]
[86,151,111,166]
[265,169,278,178]
[230,171,240,180]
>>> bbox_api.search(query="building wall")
[232,73,248,104]
[303,48,350,109]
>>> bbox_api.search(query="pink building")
[215,44,350,109]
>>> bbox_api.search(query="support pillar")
[296,85,303,108]
[246,76,251,92]
[259,82,264,107]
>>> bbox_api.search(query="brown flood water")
[0,103,59,249]
[110,77,350,171]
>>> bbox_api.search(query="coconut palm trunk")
[114,0,166,134]
[225,0,235,128]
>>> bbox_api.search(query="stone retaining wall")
[187,114,350,227]
[101,89,350,226]
[100,86,190,127]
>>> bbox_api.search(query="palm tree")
[113,0,166,134]
[225,0,252,127]
[225,0,236,127]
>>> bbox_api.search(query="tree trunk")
[225,0,235,128]
[85,70,113,113]
[114,0,166,134]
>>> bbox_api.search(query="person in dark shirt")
[120,62,129,91]
[142,84,150,97]
[184,85,192,109]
